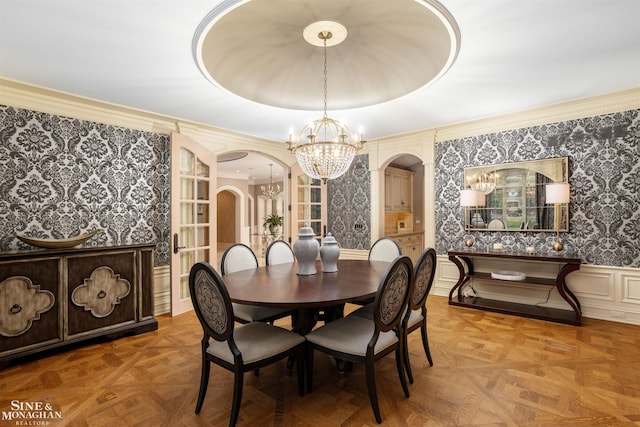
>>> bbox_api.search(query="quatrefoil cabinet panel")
[0,276,55,337]
[67,252,137,337]
[0,257,61,355]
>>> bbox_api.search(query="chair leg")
[421,322,433,366]
[404,331,414,384]
[230,369,244,427]
[365,358,382,424]
[395,347,410,398]
[305,344,314,394]
[195,358,210,414]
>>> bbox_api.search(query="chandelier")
[288,21,365,182]
[470,172,497,194]
[261,164,281,199]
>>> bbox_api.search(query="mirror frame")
[463,157,569,232]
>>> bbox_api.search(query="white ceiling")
[1,0,639,181]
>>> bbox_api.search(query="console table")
[0,244,158,365]
[447,250,582,325]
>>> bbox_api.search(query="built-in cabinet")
[0,244,157,365]
[391,232,424,264]
[385,167,413,212]
[384,166,423,262]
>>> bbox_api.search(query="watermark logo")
[1,400,63,425]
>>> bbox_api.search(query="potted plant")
[263,214,283,234]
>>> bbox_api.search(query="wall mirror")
[463,157,568,231]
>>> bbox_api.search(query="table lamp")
[545,183,570,252]
[460,189,485,248]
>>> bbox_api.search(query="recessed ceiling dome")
[193,0,460,110]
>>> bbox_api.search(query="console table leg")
[555,263,582,324]
[448,255,472,302]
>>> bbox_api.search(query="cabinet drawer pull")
[10,303,22,314]
[97,290,107,299]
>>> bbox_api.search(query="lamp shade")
[545,183,570,204]
[460,189,483,207]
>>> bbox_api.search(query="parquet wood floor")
[1,296,639,426]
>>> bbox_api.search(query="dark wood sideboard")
[448,250,582,325]
[0,244,158,365]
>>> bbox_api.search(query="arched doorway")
[382,154,425,262]
[216,152,287,263]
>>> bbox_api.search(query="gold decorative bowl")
[17,229,104,249]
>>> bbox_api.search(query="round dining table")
[221,259,390,334]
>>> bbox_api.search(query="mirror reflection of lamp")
[545,183,570,252]
[460,189,486,248]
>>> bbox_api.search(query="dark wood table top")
[221,259,390,309]
[448,249,581,264]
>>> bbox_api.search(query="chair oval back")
[368,237,402,262]
[189,262,234,342]
[265,240,295,266]
[410,248,436,310]
[374,255,413,332]
[221,243,258,275]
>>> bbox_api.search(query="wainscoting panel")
[153,266,170,316]
[621,273,640,303]
[568,268,614,301]
[434,255,640,326]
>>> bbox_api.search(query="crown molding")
[3,77,637,148]
[0,77,179,134]
[434,88,640,142]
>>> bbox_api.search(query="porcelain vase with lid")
[293,223,320,275]
[320,232,340,272]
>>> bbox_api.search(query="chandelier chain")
[323,33,328,118]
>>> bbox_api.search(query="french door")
[169,133,216,316]
[290,164,327,244]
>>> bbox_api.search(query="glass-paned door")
[290,164,327,244]
[170,133,216,316]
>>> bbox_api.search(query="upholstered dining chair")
[220,243,258,275]
[265,239,295,266]
[401,247,436,383]
[189,262,305,427]
[349,247,437,383]
[351,237,403,306]
[305,256,414,424]
[221,243,292,324]
[368,237,402,262]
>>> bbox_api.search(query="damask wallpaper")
[435,109,640,268]
[327,154,371,250]
[0,106,170,266]
[4,104,637,268]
